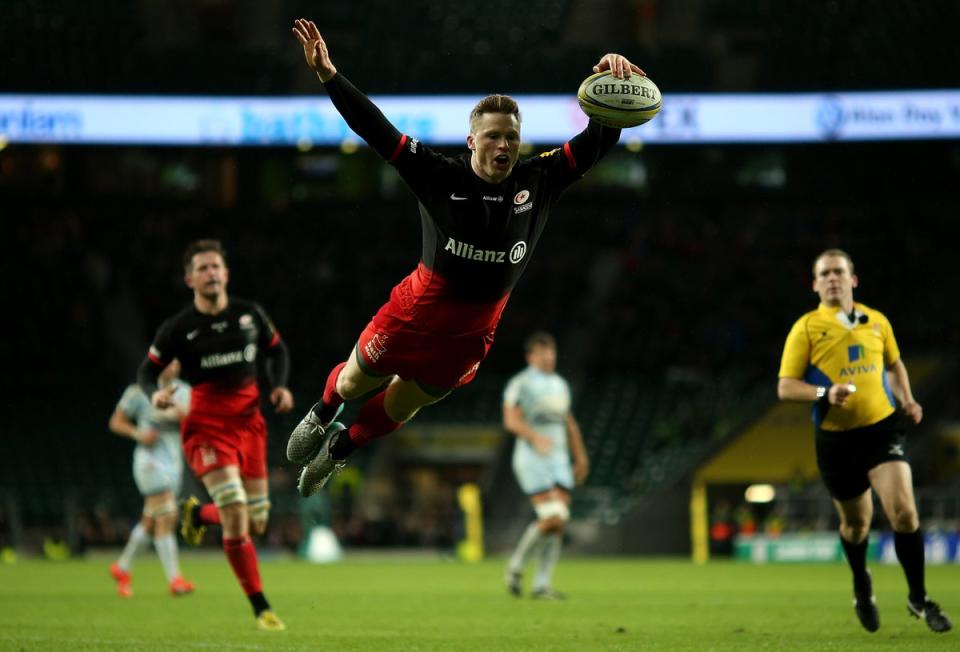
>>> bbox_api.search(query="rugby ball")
[577,71,662,128]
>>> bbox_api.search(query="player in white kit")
[503,332,589,599]
[108,360,194,598]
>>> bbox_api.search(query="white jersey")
[116,380,189,443]
[504,366,574,493]
[116,381,190,496]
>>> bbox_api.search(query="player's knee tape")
[247,493,271,528]
[209,480,246,508]
[145,499,178,519]
[534,500,570,523]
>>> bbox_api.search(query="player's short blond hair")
[469,95,521,133]
[813,248,854,276]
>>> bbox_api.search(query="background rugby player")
[138,239,293,631]
[503,332,588,600]
[108,360,193,598]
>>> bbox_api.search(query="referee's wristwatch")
[815,386,828,401]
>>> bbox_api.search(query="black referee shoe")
[853,573,880,633]
[908,596,953,633]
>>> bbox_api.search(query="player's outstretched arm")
[292,18,337,82]
[291,18,403,161]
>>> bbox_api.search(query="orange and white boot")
[169,576,195,596]
[109,562,133,598]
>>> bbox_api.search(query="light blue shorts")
[512,450,574,496]
[132,435,183,496]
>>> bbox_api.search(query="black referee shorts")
[815,412,909,501]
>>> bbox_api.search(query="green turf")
[0,555,956,651]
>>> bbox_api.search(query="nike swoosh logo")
[186,329,200,340]
[450,194,469,201]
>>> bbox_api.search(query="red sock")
[223,536,263,596]
[199,503,221,525]
[322,362,347,407]
[348,391,402,447]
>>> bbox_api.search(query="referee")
[777,249,951,634]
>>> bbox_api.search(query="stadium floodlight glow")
[744,484,776,504]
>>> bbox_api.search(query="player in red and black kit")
[287,18,644,496]
[138,239,293,631]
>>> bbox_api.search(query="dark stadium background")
[2,0,958,559]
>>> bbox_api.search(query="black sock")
[840,535,870,589]
[313,401,340,425]
[249,591,270,616]
[330,428,357,461]
[894,529,926,602]
[191,506,203,529]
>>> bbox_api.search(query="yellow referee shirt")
[779,302,900,432]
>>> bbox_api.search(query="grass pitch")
[0,555,957,651]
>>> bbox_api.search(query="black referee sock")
[894,529,927,602]
[249,591,271,616]
[839,535,870,589]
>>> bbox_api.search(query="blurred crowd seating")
[4,0,958,95]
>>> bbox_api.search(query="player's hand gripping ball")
[577,71,662,128]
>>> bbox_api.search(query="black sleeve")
[561,119,621,183]
[323,73,404,160]
[253,303,290,389]
[137,318,177,397]
[263,338,290,390]
[137,355,163,398]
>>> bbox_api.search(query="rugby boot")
[287,402,345,464]
[109,563,133,599]
[908,596,953,633]
[169,576,195,596]
[851,570,879,632]
[297,422,347,497]
[179,496,207,546]
[504,569,523,597]
[255,610,287,631]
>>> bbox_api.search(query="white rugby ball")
[577,71,662,128]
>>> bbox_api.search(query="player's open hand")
[902,400,923,425]
[292,18,337,82]
[151,386,176,410]
[271,386,294,413]
[593,54,645,80]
